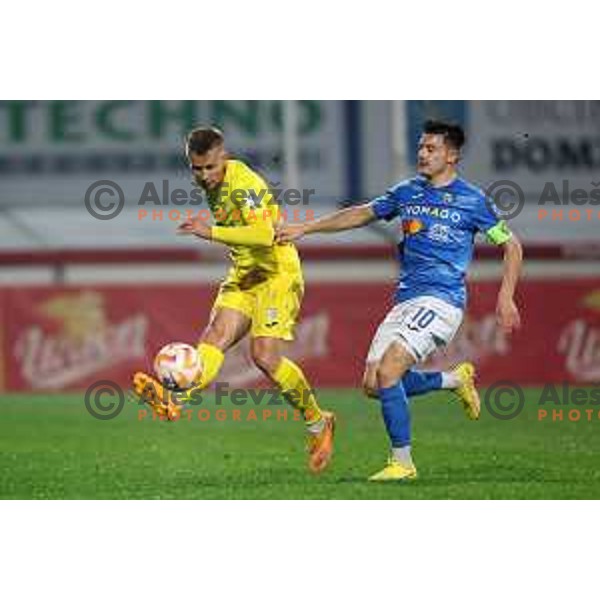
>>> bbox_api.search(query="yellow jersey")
[207,159,301,279]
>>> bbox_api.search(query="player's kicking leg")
[362,362,480,420]
[251,336,335,474]
[132,307,249,419]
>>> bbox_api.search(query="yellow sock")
[273,358,323,426]
[195,342,225,389]
[170,342,224,404]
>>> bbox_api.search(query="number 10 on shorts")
[408,306,437,331]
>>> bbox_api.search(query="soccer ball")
[153,342,202,390]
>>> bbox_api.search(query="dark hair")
[186,126,224,157]
[422,120,465,150]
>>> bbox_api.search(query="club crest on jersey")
[442,193,453,203]
[265,308,279,328]
[402,219,424,236]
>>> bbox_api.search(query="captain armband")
[485,220,513,245]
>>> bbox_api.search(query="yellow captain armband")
[485,220,513,245]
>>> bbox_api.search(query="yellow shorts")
[213,269,304,341]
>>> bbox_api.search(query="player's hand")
[275,223,306,243]
[496,294,521,334]
[177,216,212,240]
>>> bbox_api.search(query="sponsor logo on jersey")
[427,223,451,243]
[404,205,461,223]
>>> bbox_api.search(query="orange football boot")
[306,411,336,473]
[132,371,181,421]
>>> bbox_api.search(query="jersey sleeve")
[473,195,513,245]
[370,181,409,222]
[211,167,275,247]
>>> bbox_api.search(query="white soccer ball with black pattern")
[153,342,202,390]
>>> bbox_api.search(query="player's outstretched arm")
[276,203,377,243]
[496,234,523,333]
[177,214,274,247]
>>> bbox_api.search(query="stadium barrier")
[3,241,600,268]
[1,279,599,392]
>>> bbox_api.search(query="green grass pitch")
[1,388,599,499]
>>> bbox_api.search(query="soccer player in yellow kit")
[132,126,335,473]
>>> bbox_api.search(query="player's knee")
[251,347,279,375]
[377,344,413,389]
[201,324,231,349]
[376,363,404,389]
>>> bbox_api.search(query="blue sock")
[402,370,442,398]
[378,381,411,448]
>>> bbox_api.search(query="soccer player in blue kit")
[277,120,523,481]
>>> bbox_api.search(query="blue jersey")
[371,175,510,310]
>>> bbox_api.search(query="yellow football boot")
[451,362,480,420]
[368,457,417,482]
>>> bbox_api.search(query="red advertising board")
[1,279,599,392]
